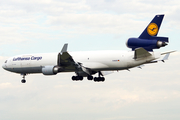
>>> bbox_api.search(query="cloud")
[46,13,142,34]
[0,56,6,60]
[0,82,12,89]
[0,0,179,48]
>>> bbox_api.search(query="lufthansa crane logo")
[147,23,158,36]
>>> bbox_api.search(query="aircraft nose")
[2,63,7,69]
[2,63,5,69]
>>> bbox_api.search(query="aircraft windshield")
[5,60,7,63]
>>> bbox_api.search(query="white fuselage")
[2,50,160,74]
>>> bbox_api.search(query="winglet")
[161,53,170,62]
[161,51,176,62]
[61,44,68,54]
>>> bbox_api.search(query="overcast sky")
[0,0,180,120]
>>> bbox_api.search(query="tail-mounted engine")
[126,36,168,51]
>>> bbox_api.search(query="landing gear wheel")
[87,76,93,80]
[94,77,105,82]
[21,73,27,83]
[79,76,83,80]
[101,77,105,82]
[21,79,26,83]
[72,76,83,81]
[72,76,76,80]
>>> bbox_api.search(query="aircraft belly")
[5,67,42,74]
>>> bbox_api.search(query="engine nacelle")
[126,38,168,51]
[42,66,63,75]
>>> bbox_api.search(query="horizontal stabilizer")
[134,47,152,59]
[161,50,176,55]
[149,51,176,63]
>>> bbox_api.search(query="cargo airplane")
[2,14,175,83]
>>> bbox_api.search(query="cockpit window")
[5,60,7,63]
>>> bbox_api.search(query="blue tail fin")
[139,15,164,39]
[127,14,169,51]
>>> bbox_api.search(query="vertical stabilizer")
[139,15,164,39]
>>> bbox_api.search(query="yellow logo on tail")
[147,23,158,36]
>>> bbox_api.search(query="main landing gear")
[94,77,105,82]
[94,71,105,82]
[21,74,26,83]
[71,76,105,82]
[71,72,105,82]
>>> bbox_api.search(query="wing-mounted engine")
[42,44,68,76]
[42,66,63,75]
[126,14,169,51]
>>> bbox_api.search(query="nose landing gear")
[21,74,26,83]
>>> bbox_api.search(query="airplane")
[2,14,175,83]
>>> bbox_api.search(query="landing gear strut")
[21,74,26,83]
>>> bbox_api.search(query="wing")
[151,50,176,63]
[58,44,116,77]
[58,44,78,72]
[58,44,94,76]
